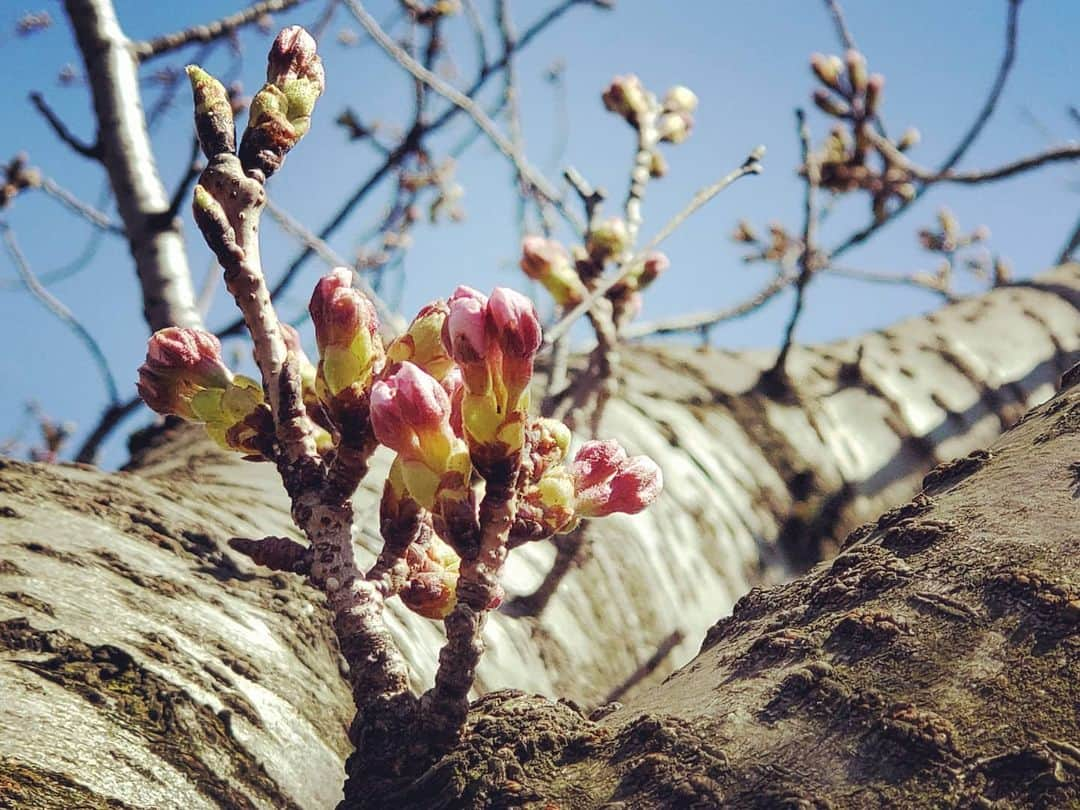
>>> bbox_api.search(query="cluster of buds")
[238,25,326,178]
[914,209,1008,292]
[137,328,275,459]
[1,153,41,210]
[808,50,918,220]
[731,220,804,267]
[602,75,697,146]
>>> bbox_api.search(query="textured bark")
[64,0,201,332]
[346,361,1080,809]
[0,266,1077,807]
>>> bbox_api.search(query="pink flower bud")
[370,361,452,456]
[309,268,377,351]
[487,287,541,360]
[570,439,627,490]
[570,439,663,518]
[441,285,489,366]
[267,25,325,93]
[638,251,670,289]
[520,236,586,307]
[137,327,233,418]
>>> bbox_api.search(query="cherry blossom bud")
[520,236,587,307]
[657,111,693,144]
[662,85,698,115]
[897,127,921,151]
[487,287,542,361]
[813,89,850,118]
[570,439,663,518]
[587,217,630,260]
[400,570,458,619]
[512,467,578,545]
[267,26,325,92]
[190,375,273,457]
[309,268,382,398]
[186,66,235,159]
[810,53,843,90]
[240,26,324,176]
[845,49,868,94]
[137,328,233,419]
[371,362,453,458]
[441,366,464,436]
[442,285,489,367]
[637,251,670,289]
[865,73,884,116]
[648,150,668,179]
[602,74,650,125]
[371,362,471,509]
[387,300,454,381]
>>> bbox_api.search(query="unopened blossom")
[570,439,664,518]
[386,300,453,381]
[519,236,587,307]
[602,74,650,125]
[308,268,383,399]
[137,327,233,419]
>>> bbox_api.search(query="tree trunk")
[64,0,202,332]
[0,265,1077,808]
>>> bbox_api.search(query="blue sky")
[1,0,1078,466]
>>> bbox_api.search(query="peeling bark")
[0,266,1077,807]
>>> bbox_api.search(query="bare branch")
[770,109,819,378]
[1057,213,1080,265]
[544,146,765,347]
[938,0,1022,175]
[1,221,119,404]
[73,396,141,465]
[343,0,582,233]
[29,92,101,160]
[622,271,795,340]
[218,0,589,338]
[131,0,309,62]
[39,176,122,233]
[830,0,1023,260]
[822,0,857,52]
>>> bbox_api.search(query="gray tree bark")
[64,0,202,332]
[0,264,1077,808]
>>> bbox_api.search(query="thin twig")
[167,135,204,221]
[543,146,764,347]
[824,264,955,300]
[39,177,121,233]
[217,0,588,339]
[1,221,118,403]
[74,396,142,465]
[939,0,1022,175]
[771,110,819,377]
[830,0,1023,260]
[132,0,310,61]
[29,92,100,160]
[263,197,404,331]
[822,0,857,51]
[460,0,489,72]
[343,0,582,233]
[1056,212,1080,264]
[622,271,795,339]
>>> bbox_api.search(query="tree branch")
[63,0,202,332]
[1,221,119,404]
[342,0,582,234]
[29,92,101,160]
[131,0,309,62]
